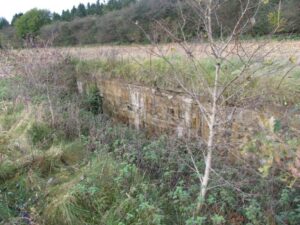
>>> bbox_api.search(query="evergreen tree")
[0,17,9,29]
[107,0,122,11]
[11,13,23,26]
[76,4,87,17]
[87,3,92,15]
[61,10,72,21]
[96,0,103,15]
[88,3,97,15]
[52,12,61,21]
[71,6,77,18]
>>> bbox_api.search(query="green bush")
[83,85,103,115]
[277,188,300,225]
[27,122,53,150]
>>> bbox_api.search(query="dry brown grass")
[1,40,298,78]
[2,40,300,63]
[60,40,300,61]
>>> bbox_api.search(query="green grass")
[0,59,299,224]
[42,155,163,225]
[74,56,300,106]
[0,92,164,224]
[0,78,12,101]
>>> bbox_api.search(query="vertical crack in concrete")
[129,86,145,130]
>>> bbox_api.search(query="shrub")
[83,85,103,115]
[277,188,300,225]
[27,122,53,150]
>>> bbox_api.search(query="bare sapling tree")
[184,0,297,211]
[138,0,297,213]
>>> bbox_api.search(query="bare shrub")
[135,0,300,214]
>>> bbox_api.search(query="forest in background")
[0,0,300,47]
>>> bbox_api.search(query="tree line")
[2,0,137,26]
[1,0,300,47]
[53,0,137,22]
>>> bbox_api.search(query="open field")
[2,40,300,61]
[2,40,300,79]
[64,40,300,61]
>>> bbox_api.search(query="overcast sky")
[0,0,97,23]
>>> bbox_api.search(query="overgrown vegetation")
[75,55,300,106]
[0,48,299,224]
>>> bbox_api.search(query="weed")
[82,85,103,115]
[27,122,53,150]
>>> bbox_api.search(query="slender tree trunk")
[197,62,220,212]
[201,0,214,197]
[201,63,219,194]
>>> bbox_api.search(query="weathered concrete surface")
[96,79,207,137]
[76,78,300,141]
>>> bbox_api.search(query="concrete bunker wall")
[96,79,207,137]
[77,78,289,139]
